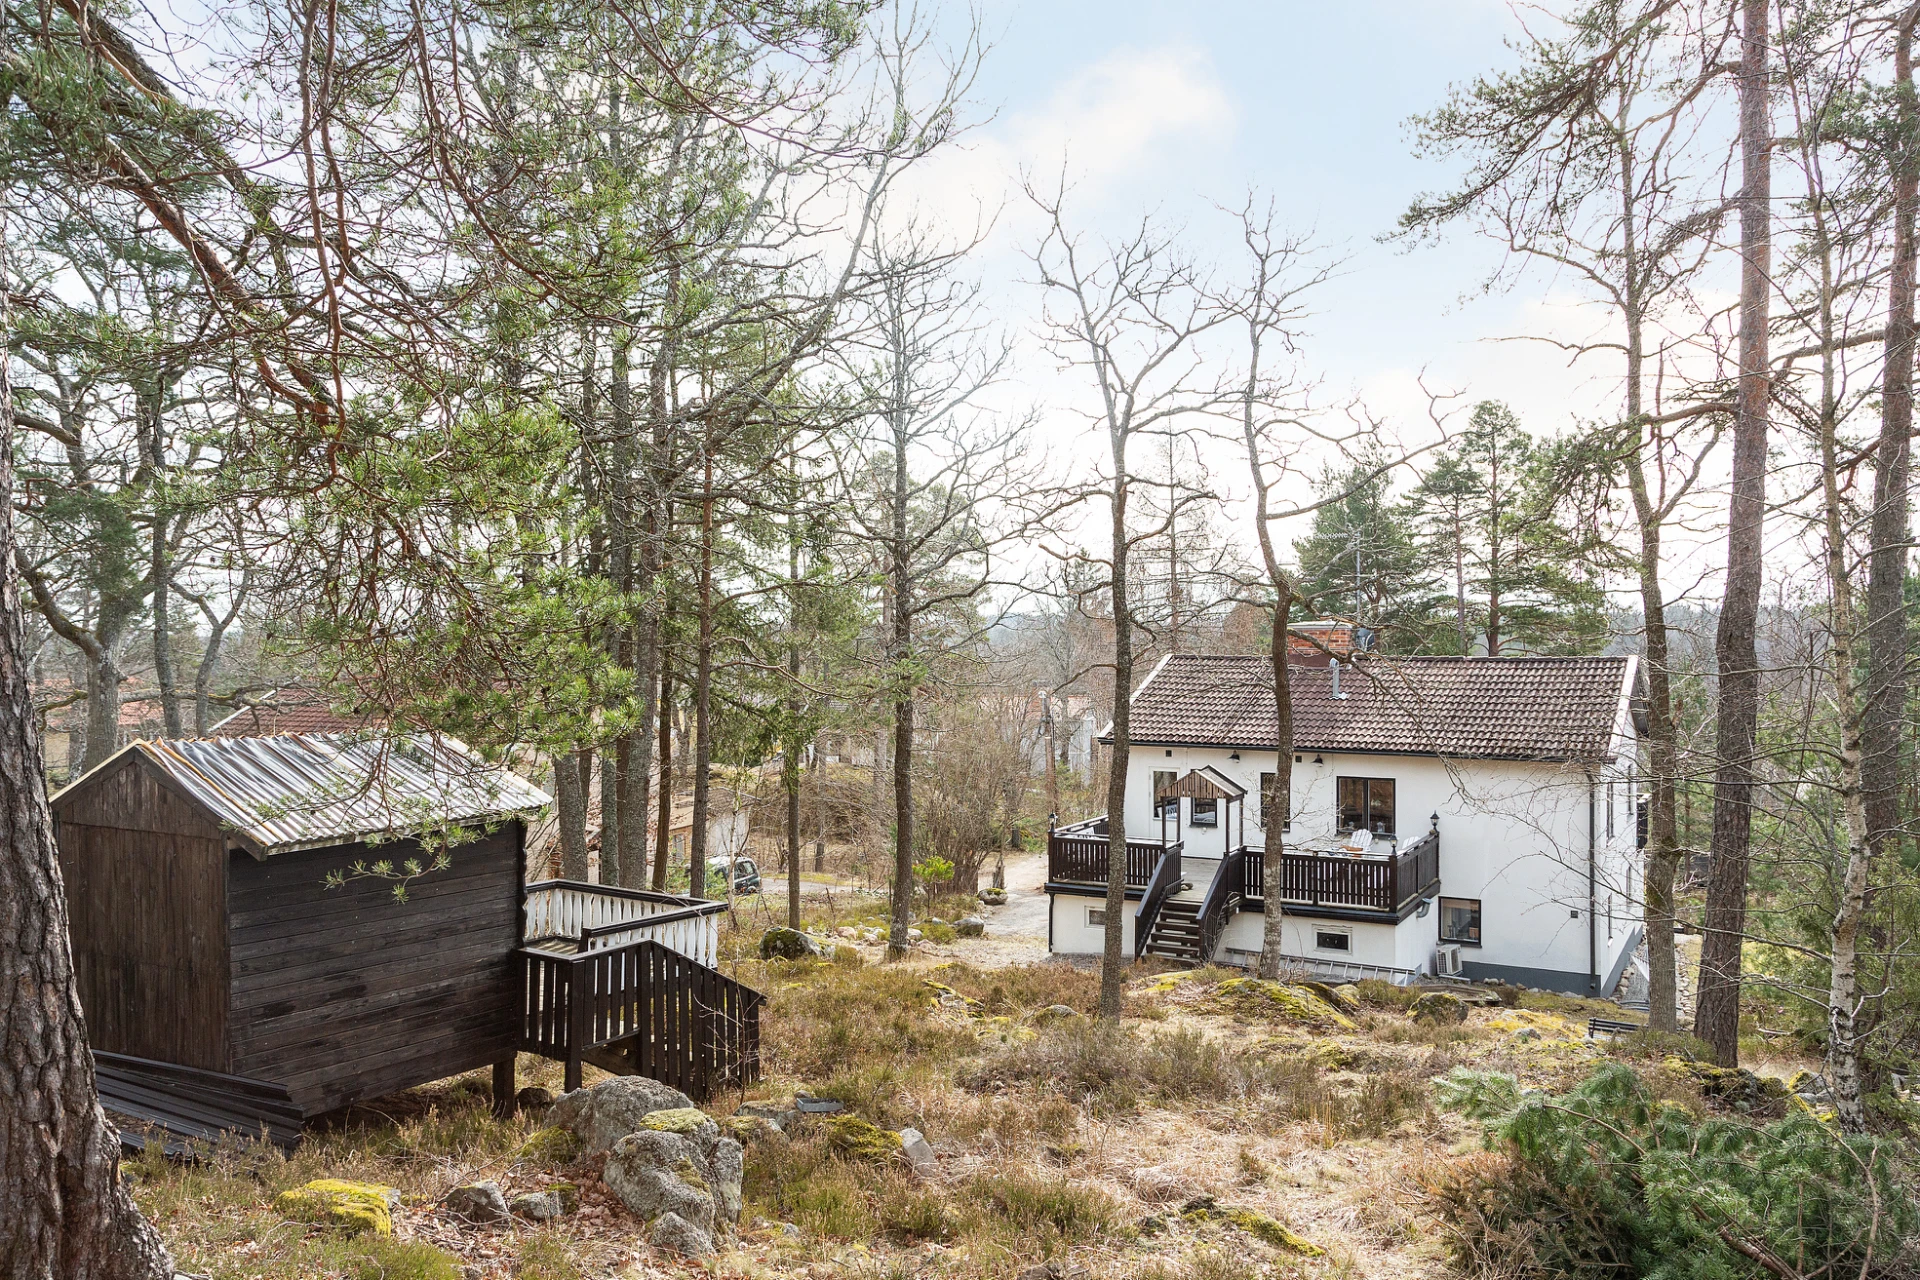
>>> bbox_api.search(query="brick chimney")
[1286,620,1361,667]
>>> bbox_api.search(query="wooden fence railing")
[516,937,761,1099]
[1244,826,1441,913]
[522,880,724,966]
[1048,818,1171,887]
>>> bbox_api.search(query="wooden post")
[492,1056,517,1118]
[565,962,589,1093]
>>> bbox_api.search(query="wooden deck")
[522,879,725,966]
[1049,818,1441,917]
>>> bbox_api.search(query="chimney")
[1287,621,1359,667]
[1331,657,1348,699]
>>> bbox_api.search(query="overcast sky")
[910,0,1627,465]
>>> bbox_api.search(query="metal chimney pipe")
[1331,657,1347,699]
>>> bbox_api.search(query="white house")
[1046,650,1644,994]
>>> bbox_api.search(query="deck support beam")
[492,1056,517,1118]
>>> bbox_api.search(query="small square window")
[1314,930,1351,953]
[1087,907,1107,927]
[1191,798,1218,826]
[1439,897,1482,946]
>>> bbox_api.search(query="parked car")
[706,856,760,896]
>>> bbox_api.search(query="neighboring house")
[665,786,756,868]
[207,689,378,737]
[1020,691,1098,785]
[1046,647,1643,994]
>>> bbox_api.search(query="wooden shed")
[53,732,764,1150]
[51,733,549,1142]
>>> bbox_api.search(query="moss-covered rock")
[1409,991,1469,1025]
[641,1107,714,1135]
[516,1125,582,1164]
[275,1179,398,1236]
[1209,977,1357,1030]
[1663,1056,1788,1112]
[760,927,822,960]
[1179,1199,1323,1256]
[822,1114,904,1163]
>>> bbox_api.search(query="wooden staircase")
[1141,898,1205,963]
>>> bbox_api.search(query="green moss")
[671,1158,710,1193]
[640,1107,712,1135]
[822,1114,904,1163]
[1208,977,1356,1030]
[1217,1206,1325,1256]
[274,1179,397,1236]
[517,1126,581,1164]
[546,1182,581,1214]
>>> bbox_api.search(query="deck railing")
[1196,846,1250,963]
[1131,843,1185,959]
[1048,817,1171,887]
[1055,817,1440,916]
[1249,826,1441,913]
[517,936,761,1098]
[522,880,724,966]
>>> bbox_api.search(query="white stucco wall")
[1089,726,1642,991]
[1051,892,1137,956]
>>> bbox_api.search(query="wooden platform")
[94,1051,304,1154]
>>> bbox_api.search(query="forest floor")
[126,904,1818,1280]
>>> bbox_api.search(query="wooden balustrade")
[516,936,761,1098]
[1054,817,1440,916]
[523,880,723,966]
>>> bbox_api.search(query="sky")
[907,0,1625,476]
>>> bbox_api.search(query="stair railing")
[1132,841,1184,960]
[1195,846,1249,964]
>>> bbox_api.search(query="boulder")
[441,1181,511,1225]
[509,1191,562,1221]
[977,887,1008,906]
[822,1114,904,1163]
[1330,984,1363,1013]
[274,1179,399,1236]
[954,917,986,938]
[707,1130,745,1225]
[517,1125,581,1164]
[1209,978,1357,1031]
[647,1211,717,1257]
[1409,991,1469,1026]
[760,926,823,960]
[603,1130,716,1235]
[515,1086,555,1111]
[547,1075,694,1153]
[897,1127,936,1177]
[1034,1003,1082,1023]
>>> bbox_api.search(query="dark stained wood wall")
[52,756,231,1071]
[226,825,523,1114]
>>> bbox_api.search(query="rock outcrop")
[547,1076,695,1153]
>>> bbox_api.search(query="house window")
[1439,897,1482,946]
[1314,930,1351,953]
[1153,769,1176,819]
[1260,772,1289,831]
[1337,776,1396,834]
[1191,798,1218,827]
[1606,781,1615,838]
[1087,907,1107,927]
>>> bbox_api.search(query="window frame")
[1152,769,1177,820]
[1190,797,1218,827]
[1438,896,1482,947]
[1313,929,1352,953]
[1336,775,1397,835]
[1087,906,1108,928]
[1260,771,1289,831]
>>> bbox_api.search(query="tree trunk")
[0,221,176,1280]
[787,529,803,931]
[887,410,915,961]
[149,525,180,739]
[652,666,674,891]
[1695,0,1771,1067]
[1099,471,1133,1018]
[1864,13,1917,867]
[1257,594,1292,979]
[554,750,589,882]
[81,647,120,772]
[688,450,715,899]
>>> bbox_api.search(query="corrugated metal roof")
[67,733,550,855]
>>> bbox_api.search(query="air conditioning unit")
[1433,944,1464,977]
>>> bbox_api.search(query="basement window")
[1439,897,1482,946]
[1087,907,1107,927]
[1314,930,1352,953]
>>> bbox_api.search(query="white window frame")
[1312,927,1352,954]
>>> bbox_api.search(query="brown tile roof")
[1119,654,1635,763]
[209,692,379,739]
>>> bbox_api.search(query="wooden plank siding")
[53,757,230,1071]
[225,824,524,1115]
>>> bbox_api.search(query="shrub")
[1350,979,1418,1011]
[1427,1062,1917,1279]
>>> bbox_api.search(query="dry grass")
[131,947,1758,1280]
